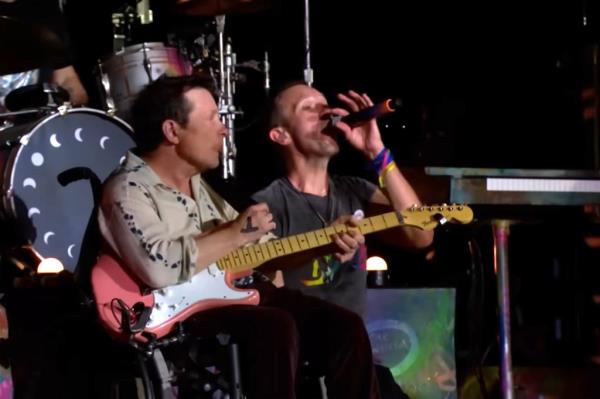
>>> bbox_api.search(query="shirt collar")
[122,151,162,185]
[123,151,203,193]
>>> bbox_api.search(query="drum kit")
[0,0,278,272]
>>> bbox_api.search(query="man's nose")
[219,121,228,136]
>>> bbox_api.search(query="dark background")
[63,0,600,181]
[5,1,600,396]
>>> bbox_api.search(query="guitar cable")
[111,298,138,332]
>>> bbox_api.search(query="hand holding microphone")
[329,97,402,128]
[330,90,398,159]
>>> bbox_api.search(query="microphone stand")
[303,0,313,86]
[216,15,238,180]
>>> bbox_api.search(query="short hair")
[130,74,218,154]
[267,80,308,129]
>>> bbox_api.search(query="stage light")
[367,256,388,287]
[367,256,388,271]
[37,257,64,274]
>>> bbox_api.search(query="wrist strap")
[371,148,396,188]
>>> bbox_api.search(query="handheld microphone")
[329,98,402,128]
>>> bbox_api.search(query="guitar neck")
[216,211,401,273]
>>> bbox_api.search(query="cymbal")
[172,0,271,16]
[0,15,66,75]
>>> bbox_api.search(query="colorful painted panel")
[0,304,12,399]
[365,288,456,399]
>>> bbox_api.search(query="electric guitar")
[92,204,474,340]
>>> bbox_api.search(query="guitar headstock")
[400,204,474,230]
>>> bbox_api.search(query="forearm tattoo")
[241,217,259,233]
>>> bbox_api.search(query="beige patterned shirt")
[98,152,239,289]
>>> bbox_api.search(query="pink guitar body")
[91,254,259,340]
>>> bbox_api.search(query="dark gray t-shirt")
[252,175,377,315]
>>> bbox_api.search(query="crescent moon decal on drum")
[50,134,62,148]
[67,244,75,258]
[74,127,83,142]
[23,178,37,188]
[3,109,135,271]
[43,231,55,244]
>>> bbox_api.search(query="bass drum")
[97,42,192,122]
[0,108,135,272]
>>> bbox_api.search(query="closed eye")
[301,103,326,113]
[210,109,221,122]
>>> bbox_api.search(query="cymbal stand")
[215,15,238,180]
[141,43,153,84]
[303,0,313,86]
[0,109,46,118]
[264,51,270,93]
[42,83,58,107]
[96,61,116,116]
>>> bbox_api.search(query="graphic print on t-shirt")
[301,245,367,286]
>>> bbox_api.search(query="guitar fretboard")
[216,211,401,272]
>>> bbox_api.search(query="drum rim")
[100,42,182,62]
[2,108,133,219]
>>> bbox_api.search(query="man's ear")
[162,120,181,144]
[269,127,291,145]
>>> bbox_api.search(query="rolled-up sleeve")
[98,179,198,289]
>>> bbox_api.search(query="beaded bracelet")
[371,148,396,188]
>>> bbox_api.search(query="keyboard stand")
[426,167,600,399]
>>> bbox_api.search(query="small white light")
[366,256,388,271]
[37,257,64,274]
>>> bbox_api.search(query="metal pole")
[215,15,236,179]
[492,220,514,399]
[216,15,226,100]
[229,342,243,399]
[264,51,270,93]
[223,40,237,178]
[303,0,313,86]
